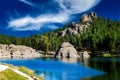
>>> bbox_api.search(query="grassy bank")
[0,69,27,80]
[0,63,44,80]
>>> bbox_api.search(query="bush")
[102,53,112,57]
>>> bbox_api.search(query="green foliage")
[102,53,112,57]
[18,66,34,77]
[0,69,27,80]
[0,17,120,54]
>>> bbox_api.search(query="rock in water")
[83,51,90,58]
[54,42,79,58]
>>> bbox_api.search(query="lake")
[0,57,120,80]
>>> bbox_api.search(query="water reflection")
[59,57,90,67]
[59,58,78,63]
[82,58,120,80]
[0,57,105,80]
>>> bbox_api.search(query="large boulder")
[54,42,79,58]
[9,44,40,58]
[0,44,11,58]
[78,51,90,58]
[83,51,90,58]
[0,44,41,58]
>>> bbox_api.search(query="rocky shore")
[0,44,41,58]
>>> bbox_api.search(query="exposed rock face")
[0,44,41,58]
[0,44,11,58]
[54,42,79,58]
[82,51,90,58]
[60,22,88,36]
[81,14,92,23]
[81,12,97,23]
[78,51,90,58]
[89,12,97,19]
[60,12,97,36]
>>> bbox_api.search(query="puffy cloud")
[8,0,101,31]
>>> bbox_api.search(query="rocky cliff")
[59,12,97,36]
[0,44,41,58]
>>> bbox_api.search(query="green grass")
[0,63,44,80]
[0,69,27,80]
[1,63,34,77]
[38,75,44,80]
[18,66,34,77]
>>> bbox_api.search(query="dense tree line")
[0,17,120,54]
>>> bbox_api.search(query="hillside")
[0,12,120,54]
[58,12,97,36]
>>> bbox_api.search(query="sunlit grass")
[18,66,34,77]
[0,69,27,80]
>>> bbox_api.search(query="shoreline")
[0,44,41,59]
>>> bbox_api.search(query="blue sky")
[0,0,119,37]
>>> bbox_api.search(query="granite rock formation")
[0,44,41,58]
[59,12,97,36]
[81,12,97,23]
[54,42,79,58]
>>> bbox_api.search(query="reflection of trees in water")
[84,58,120,80]
[60,58,120,80]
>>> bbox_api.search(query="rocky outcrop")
[54,42,79,58]
[82,51,90,58]
[81,14,92,23]
[0,44,41,58]
[78,51,90,58]
[0,44,11,58]
[81,12,97,23]
[59,12,97,36]
[60,22,88,36]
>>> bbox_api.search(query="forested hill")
[0,12,120,54]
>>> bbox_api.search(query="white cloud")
[19,0,36,7]
[56,0,101,14]
[8,13,69,31]
[8,0,101,31]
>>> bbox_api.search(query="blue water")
[0,58,105,80]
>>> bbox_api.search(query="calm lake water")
[0,57,120,80]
